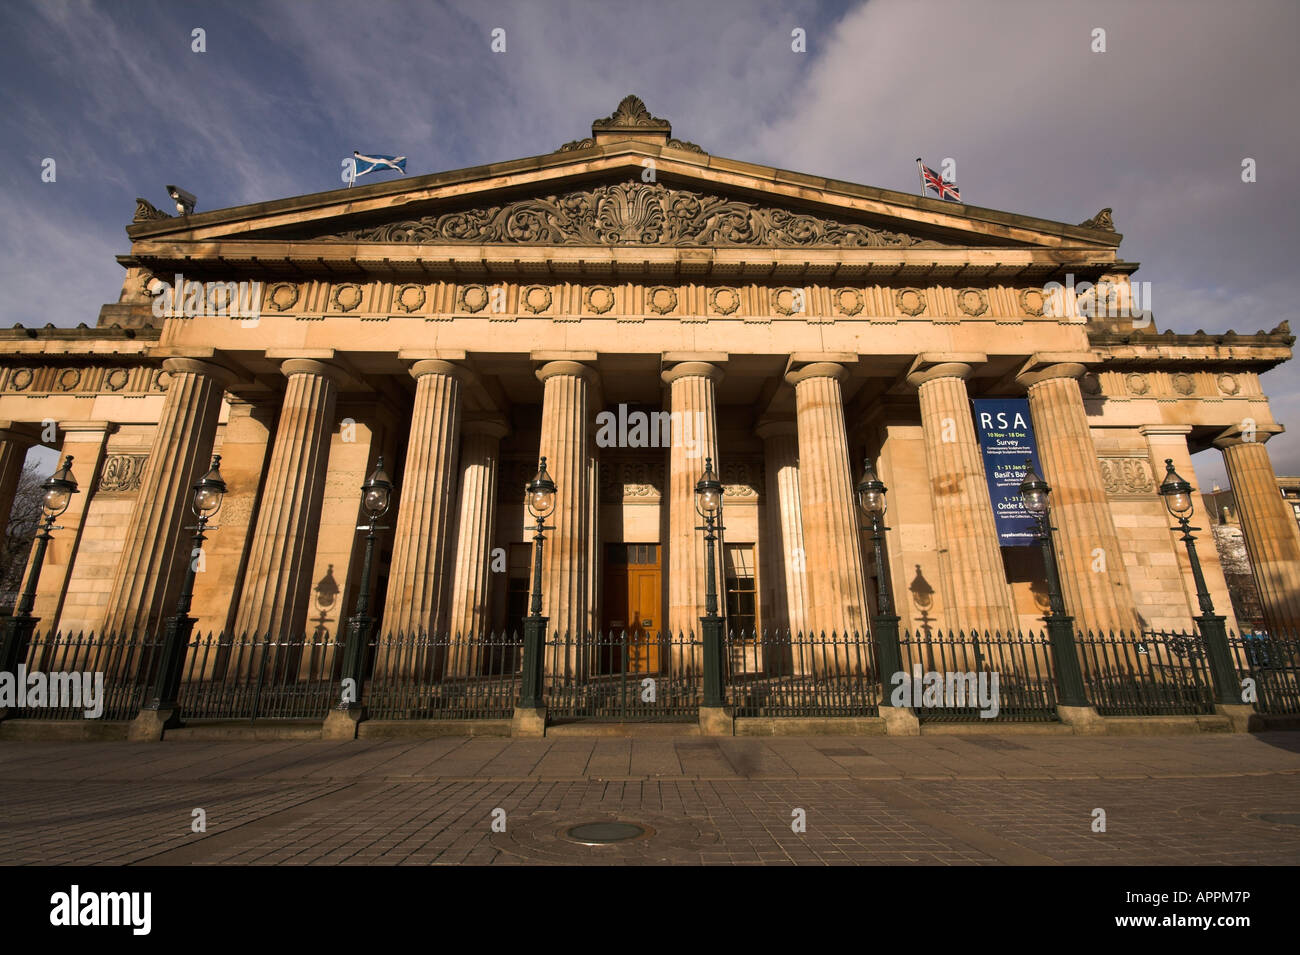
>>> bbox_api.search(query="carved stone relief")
[98,454,149,493]
[322,181,950,249]
[1099,457,1154,497]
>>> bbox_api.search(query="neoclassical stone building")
[2,95,1297,654]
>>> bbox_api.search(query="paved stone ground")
[1,732,1298,865]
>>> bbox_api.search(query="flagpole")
[916,158,927,199]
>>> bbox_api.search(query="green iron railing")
[1231,629,1300,715]
[724,629,880,717]
[899,629,1058,722]
[1077,629,1215,716]
[544,629,702,721]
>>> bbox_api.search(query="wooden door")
[626,566,661,673]
[603,544,661,674]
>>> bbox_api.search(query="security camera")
[166,185,197,216]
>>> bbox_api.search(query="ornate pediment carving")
[593,94,670,130]
[318,180,951,249]
[134,198,171,222]
[1078,207,1115,231]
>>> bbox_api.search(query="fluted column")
[233,359,341,639]
[663,362,721,641]
[1215,425,1300,630]
[756,419,808,634]
[0,424,36,542]
[537,361,597,661]
[786,363,871,642]
[446,417,508,659]
[1018,361,1138,633]
[381,360,466,639]
[103,358,235,637]
[910,360,1017,636]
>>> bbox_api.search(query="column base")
[879,705,920,736]
[698,705,734,736]
[322,706,365,740]
[128,707,181,741]
[1056,704,1106,735]
[1214,703,1258,734]
[511,706,547,738]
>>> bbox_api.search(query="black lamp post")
[143,455,226,713]
[1158,459,1239,705]
[856,457,903,694]
[695,457,725,708]
[337,457,393,709]
[518,458,555,709]
[1018,458,1089,707]
[0,456,78,676]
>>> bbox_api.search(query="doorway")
[602,543,661,673]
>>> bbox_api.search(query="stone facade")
[2,96,1296,659]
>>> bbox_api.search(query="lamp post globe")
[526,459,557,522]
[360,457,394,522]
[694,458,722,518]
[40,455,79,520]
[191,455,227,520]
[855,456,887,519]
[1017,462,1051,517]
[1158,459,1195,522]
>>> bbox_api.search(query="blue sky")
[3,0,1297,490]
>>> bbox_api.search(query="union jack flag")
[917,159,961,201]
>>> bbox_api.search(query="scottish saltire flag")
[352,151,407,179]
[917,158,961,201]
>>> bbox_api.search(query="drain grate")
[565,821,652,845]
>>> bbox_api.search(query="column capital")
[785,361,848,386]
[462,415,510,440]
[409,359,474,386]
[52,420,118,435]
[1138,424,1193,438]
[1213,422,1283,449]
[161,356,239,387]
[755,418,798,440]
[536,360,598,384]
[1014,352,1100,389]
[905,352,986,389]
[279,358,348,385]
[661,361,724,385]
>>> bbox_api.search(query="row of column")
[8,353,1298,643]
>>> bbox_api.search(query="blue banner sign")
[971,399,1042,547]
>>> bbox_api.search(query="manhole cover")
[1254,812,1300,827]
[565,821,652,845]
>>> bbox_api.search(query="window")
[724,544,757,637]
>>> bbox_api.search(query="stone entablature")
[0,364,168,395]
[1083,368,1267,401]
[151,278,1094,325]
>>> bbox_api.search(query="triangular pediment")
[124,96,1122,261]
[293,177,961,250]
